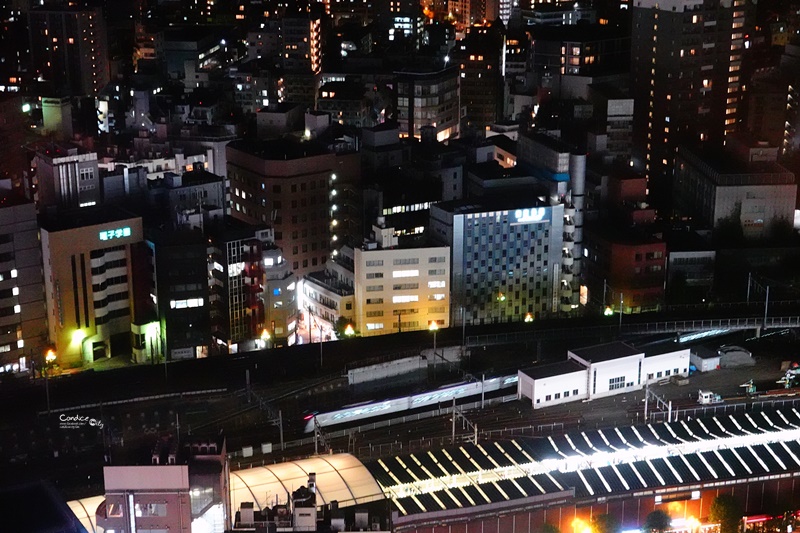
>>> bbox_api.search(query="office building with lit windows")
[352,221,450,336]
[451,23,506,132]
[40,209,143,368]
[280,15,322,106]
[395,64,460,141]
[429,197,564,326]
[0,197,46,378]
[631,0,755,211]
[226,138,334,279]
[207,220,297,353]
[144,227,210,362]
[28,5,109,96]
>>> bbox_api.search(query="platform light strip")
[764,443,787,470]
[594,467,612,493]
[712,450,736,477]
[610,463,630,490]
[662,455,683,483]
[645,459,666,485]
[678,454,701,481]
[381,422,800,499]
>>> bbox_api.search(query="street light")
[429,321,439,379]
[524,312,534,323]
[260,328,271,349]
[44,349,56,414]
[344,324,355,337]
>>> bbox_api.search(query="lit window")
[392,269,419,278]
[428,281,446,288]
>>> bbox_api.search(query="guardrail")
[466,316,800,347]
[646,396,800,423]
[37,388,229,416]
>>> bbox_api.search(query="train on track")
[304,374,519,432]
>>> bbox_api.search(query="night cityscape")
[2,0,800,531]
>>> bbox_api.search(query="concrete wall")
[643,349,691,382]
[348,356,426,385]
[527,369,589,408]
[586,355,644,399]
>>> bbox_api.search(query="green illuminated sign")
[99,226,131,241]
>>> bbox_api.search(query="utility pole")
[246,369,251,403]
[603,278,608,310]
[746,272,752,304]
[461,306,466,350]
[764,285,770,327]
[395,309,404,333]
[619,292,624,331]
[45,368,51,415]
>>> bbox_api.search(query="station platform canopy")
[230,453,386,512]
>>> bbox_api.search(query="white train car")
[305,374,518,432]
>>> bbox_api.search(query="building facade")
[97,438,230,533]
[41,210,143,367]
[631,0,755,211]
[146,227,210,362]
[395,65,460,141]
[674,146,796,241]
[226,139,333,278]
[430,198,564,325]
[0,198,46,377]
[352,226,451,336]
[28,6,110,96]
[33,143,101,210]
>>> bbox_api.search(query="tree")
[643,510,671,533]
[709,494,742,533]
[333,316,358,339]
[540,523,560,533]
[592,514,621,533]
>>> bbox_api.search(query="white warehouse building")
[517,341,690,408]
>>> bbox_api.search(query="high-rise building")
[430,197,565,325]
[280,15,321,106]
[395,64,460,141]
[144,227,210,362]
[0,196,46,378]
[28,6,110,96]
[451,23,505,132]
[0,1,28,93]
[40,209,143,368]
[631,0,755,212]
[226,139,333,278]
[207,220,297,353]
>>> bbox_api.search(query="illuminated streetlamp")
[496,292,506,302]
[344,324,355,337]
[429,321,439,379]
[260,328,271,349]
[44,348,56,414]
[524,312,534,323]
